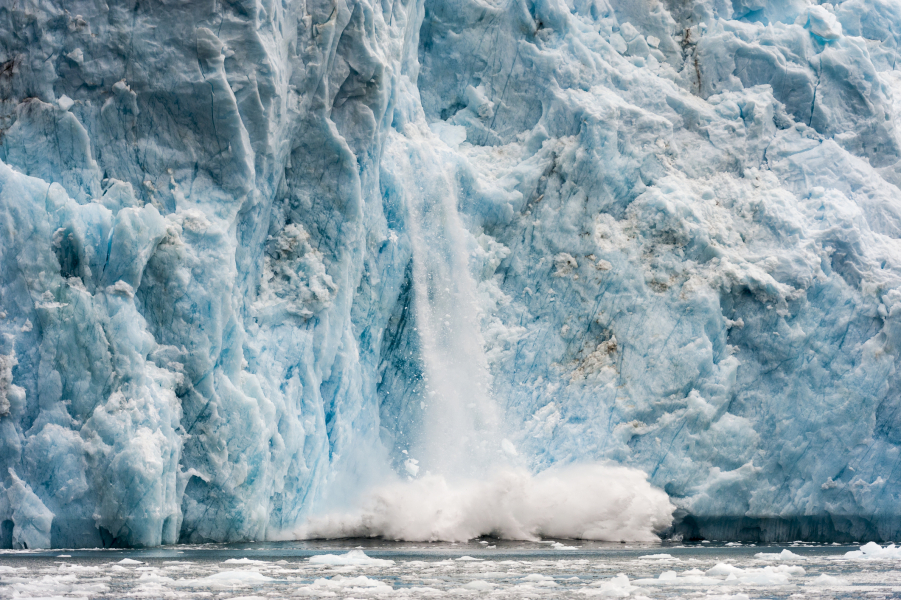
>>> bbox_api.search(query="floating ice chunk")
[583,573,640,597]
[754,549,806,561]
[307,549,395,567]
[463,579,495,590]
[705,562,804,583]
[223,558,270,564]
[456,556,483,561]
[844,542,901,559]
[805,6,842,40]
[117,558,143,564]
[175,570,274,588]
[551,541,577,549]
[706,563,744,577]
[137,572,176,584]
[3,573,110,596]
[665,571,685,582]
[807,573,849,585]
[737,568,794,585]
[638,553,675,560]
[306,575,393,593]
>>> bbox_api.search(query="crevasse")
[1,0,900,548]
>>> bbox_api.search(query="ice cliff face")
[1,0,901,548]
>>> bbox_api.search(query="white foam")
[307,549,395,567]
[296,463,673,542]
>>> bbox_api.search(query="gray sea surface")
[1,539,899,599]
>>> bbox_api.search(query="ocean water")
[1,540,899,599]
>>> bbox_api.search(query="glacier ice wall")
[1,0,901,547]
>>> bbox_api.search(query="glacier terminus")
[1,0,901,549]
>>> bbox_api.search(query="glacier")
[0,0,901,548]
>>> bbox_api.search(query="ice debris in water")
[632,563,805,587]
[844,542,901,559]
[551,541,578,550]
[174,570,274,588]
[754,549,806,561]
[0,548,892,597]
[222,557,270,565]
[307,550,395,567]
[1,0,901,549]
[807,573,850,586]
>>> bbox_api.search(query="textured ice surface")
[1,0,901,547]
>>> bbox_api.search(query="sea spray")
[298,463,673,542]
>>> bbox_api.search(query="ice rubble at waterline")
[1,0,901,548]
